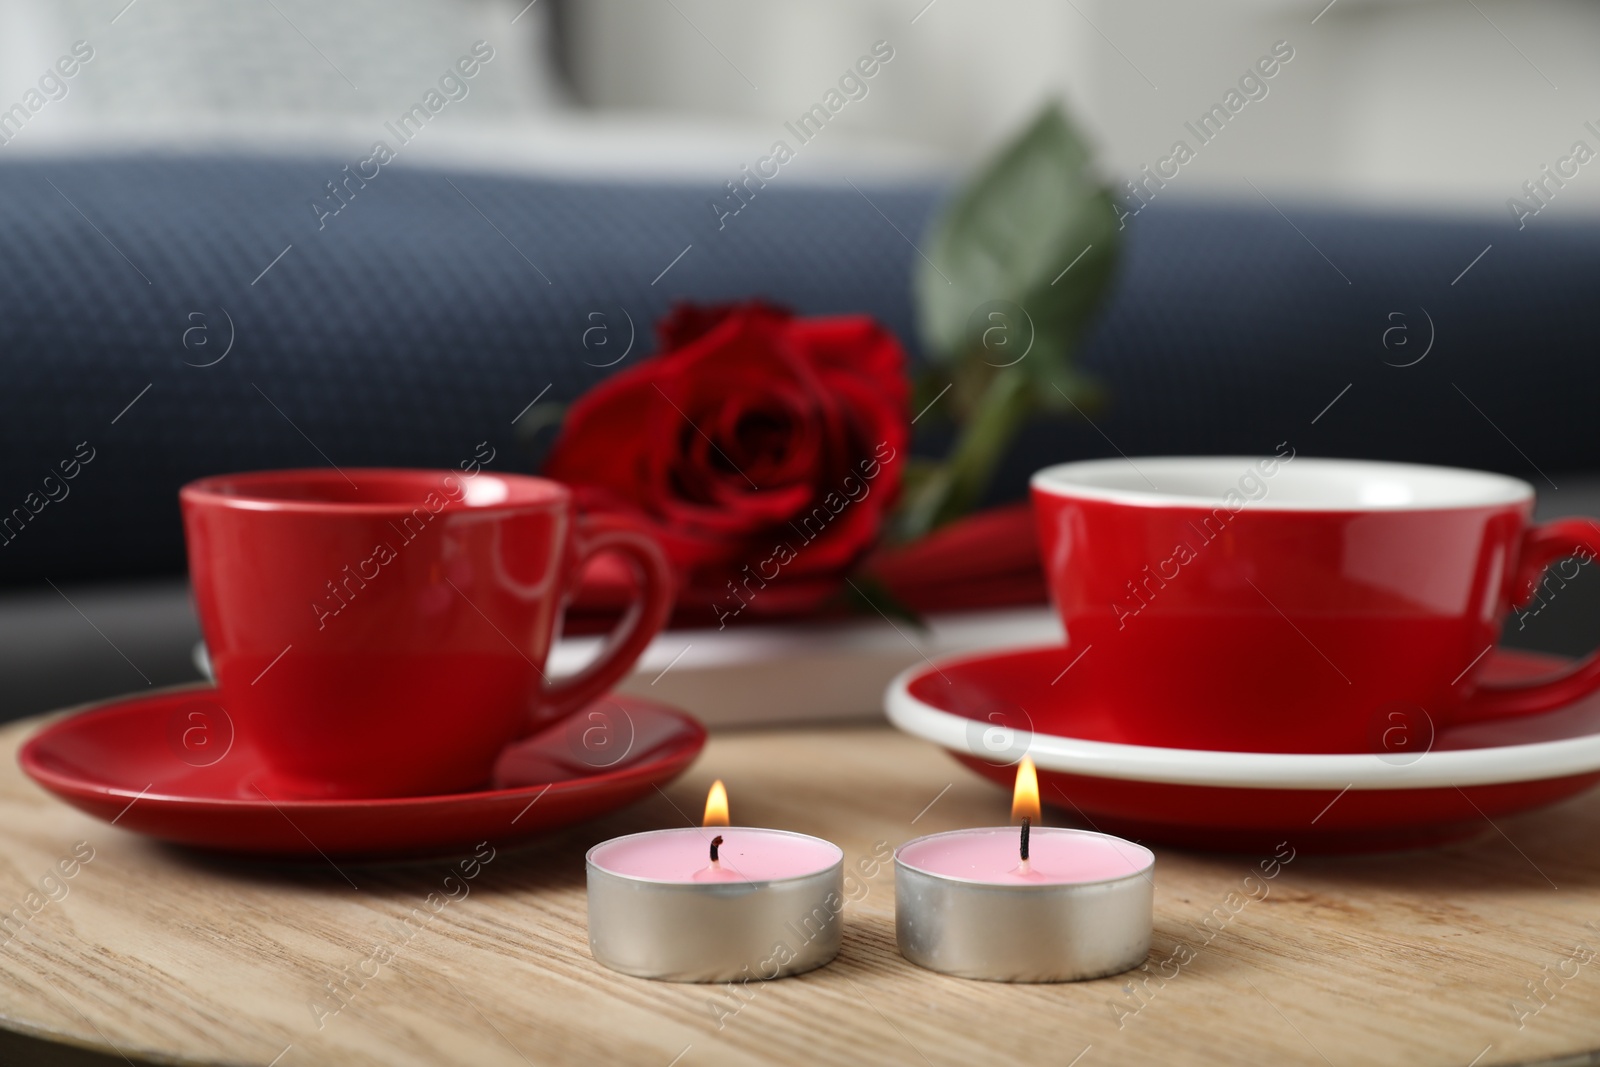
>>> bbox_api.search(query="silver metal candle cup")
[895,827,1154,982]
[587,828,845,983]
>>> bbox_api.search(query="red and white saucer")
[19,687,704,861]
[887,645,1600,852]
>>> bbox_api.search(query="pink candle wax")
[894,826,1155,981]
[587,827,842,884]
[586,826,847,981]
[897,827,1153,885]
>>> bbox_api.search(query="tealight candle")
[895,758,1154,982]
[586,780,845,982]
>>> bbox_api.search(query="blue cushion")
[0,155,1590,583]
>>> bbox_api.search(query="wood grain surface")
[3,711,1600,1067]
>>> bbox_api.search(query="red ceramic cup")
[180,469,675,798]
[1031,456,1600,754]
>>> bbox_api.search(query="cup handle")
[539,512,676,725]
[1453,518,1600,722]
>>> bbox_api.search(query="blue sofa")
[1,155,1595,588]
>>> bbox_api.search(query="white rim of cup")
[1030,456,1533,512]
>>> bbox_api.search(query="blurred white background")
[563,0,1600,218]
[1,0,1598,216]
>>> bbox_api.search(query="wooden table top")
[3,710,1600,1067]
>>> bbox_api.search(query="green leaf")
[895,365,1035,540]
[914,102,1122,383]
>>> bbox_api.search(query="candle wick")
[709,834,724,864]
[1019,817,1030,862]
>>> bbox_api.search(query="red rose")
[544,301,909,624]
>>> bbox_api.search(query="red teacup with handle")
[181,468,674,798]
[1030,456,1600,754]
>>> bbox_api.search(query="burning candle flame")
[703,779,730,827]
[1011,757,1040,824]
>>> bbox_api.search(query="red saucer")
[888,646,1600,852]
[19,687,704,860]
